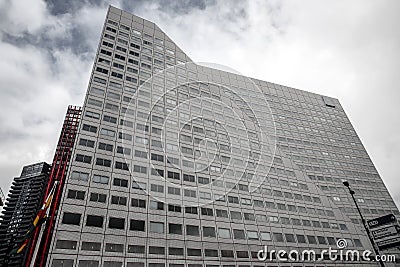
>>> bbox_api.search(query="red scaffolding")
[25,105,82,267]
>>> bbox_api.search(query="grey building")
[45,6,399,267]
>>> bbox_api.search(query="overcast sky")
[0,0,399,207]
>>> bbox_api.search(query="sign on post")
[367,214,396,229]
[372,225,400,240]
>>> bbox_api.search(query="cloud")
[0,0,399,212]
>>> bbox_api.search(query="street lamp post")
[343,180,385,267]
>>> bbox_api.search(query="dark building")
[0,105,82,267]
[0,162,51,266]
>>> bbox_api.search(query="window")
[85,110,100,119]
[199,191,211,199]
[184,189,196,198]
[273,233,284,242]
[111,195,127,205]
[104,262,123,267]
[100,128,115,137]
[204,249,218,257]
[169,223,182,234]
[62,212,81,225]
[198,177,210,184]
[187,248,201,256]
[168,204,181,212]
[79,138,95,148]
[115,161,129,170]
[150,184,164,193]
[103,115,117,123]
[71,171,89,182]
[67,189,85,200]
[218,228,231,238]
[203,226,216,237]
[118,132,132,141]
[113,178,128,187]
[90,192,106,203]
[151,168,164,177]
[131,198,146,208]
[105,243,124,252]
[135,150,148,159]
[117,146,131,155]
[130,219,145,231]
[128,245,145,254]
[285,233,296,243]
[168,186,180,195]
[216,209,228,218]
[244,213,255,221]
[81,241,101,251]
[82,124,97,133]
[233,229,246,239]
[253,199,264,207]
[247,231,258,240]
[230,211,242,220]
[98,142,113,151]
[186,225,199,236]
[228,196,239,204]
[149,200,164,210]
[132,181,146,190]
[296,234,307,243]
[150,222,164,233]
[56,240,77,250]
[92,174,109,184]
[261,232,271,241]
[78,260,99,267]
[51,259,74,267]
[221,250,234,258]
[307,235,317,244]
[86,215,104,227]
[96,158,111,167]
[185,206,198,214]
[317,236,327,245]
[241,198,252,205]
[133,165,147,174]
[169,247,184,255]
[167,171,180,180]
[109,217,125,229]
[149,246,165,255]
[183,174,195,182]
[76,154,92,164]
[201,208,214,216]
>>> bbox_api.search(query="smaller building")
[0,162,51,266]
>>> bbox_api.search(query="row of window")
[52,259,270,267]
[61,212,352,244]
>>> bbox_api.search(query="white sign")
[372,225,399,240]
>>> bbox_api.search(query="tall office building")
[0,162,51,266]
[45,6,399,267]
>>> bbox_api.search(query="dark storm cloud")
[46,0,106,15]
[121,0,215,15]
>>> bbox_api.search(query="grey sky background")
[0,0,399,207]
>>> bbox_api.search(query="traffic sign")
[372,225,400,240]
[367,214,396,229]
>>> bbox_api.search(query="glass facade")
[46,6,399,267]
